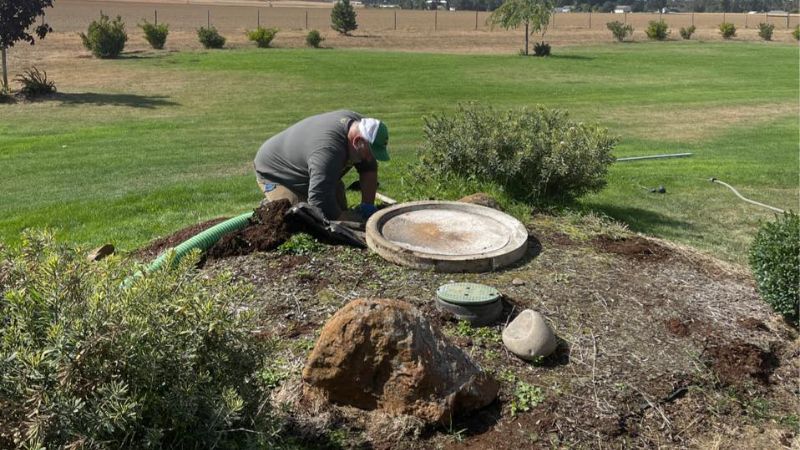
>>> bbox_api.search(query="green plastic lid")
[436,282,501,306]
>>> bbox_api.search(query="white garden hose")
[709,178,785,213]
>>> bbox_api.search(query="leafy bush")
[0,232,277,448]
[645,20,670,40]
[278,233,324,255]
[533,41,551,56]
[80,14,128,58]
[139,19,168,49]
[247,26,278,48]
[719,22,736,39]
[793,25,800,40]
[306,29,325,48]
[607,21,634,42]
[749,212,799,325]
[420,103,617,204]
[757,22,774,41]
[331,0,358,35]
[14,66,55,98]
[679,25,696,40]
[197,26,226,49]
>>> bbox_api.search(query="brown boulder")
[458,193,503,211]
[302,298,499,424]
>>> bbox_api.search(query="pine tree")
[331,0,358,36]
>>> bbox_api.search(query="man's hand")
[358,203,377,220]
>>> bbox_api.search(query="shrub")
[749,212,799,325]
[331,0,358,35]
[80,14,128,58]
[645,20,670,40]
[139,19,168,49]
[607,21,634,42]
[793,25,800,40]
[278,233,325,255]
[247,26,278,48]
[306,29,325,48]
[419,103,617,204]
[533,41,551,56]
[0,232,277,448]
[679,25,696,40]
[719,22,736,39]
[197,26,226,49]
[757,22,774,41]
[14,66,56,98]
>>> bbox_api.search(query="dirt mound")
[135,217,229,260]
[593,235,669,260]
[207,200,294,259]
[706,339,779,386]
[665,317,691,337]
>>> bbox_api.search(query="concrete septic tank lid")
[365,200,528,272]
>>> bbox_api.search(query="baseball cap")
[358,118,390,161]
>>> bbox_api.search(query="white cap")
[357,118,381,144]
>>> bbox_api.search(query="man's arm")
[308,150,342,220]
[359,170,377,205]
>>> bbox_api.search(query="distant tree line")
[363,0,796,12]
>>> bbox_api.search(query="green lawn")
[1,41,797,262]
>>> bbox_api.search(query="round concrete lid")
[437,282,501,305]
[366,201,529,272]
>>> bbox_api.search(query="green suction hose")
[146,211,254,272]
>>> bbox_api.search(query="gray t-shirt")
[254,110,378,219]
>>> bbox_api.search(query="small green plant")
[679,25,696,40]
[533,41,551,56]
[420,103,616,204]
[14,66,55,98]
[749,212,799,325]
[139,19,168,49]
[278,232,325,255]
[331,0,358,35]
[510,381,545,416]
[247,27,278,48]
[793,25,800,40]
[606,21,634,42]
[197,25,226,49]
[80,13,128,58]
[306,29,325,48]
[719,22,736,39]
[757,22,774,41]
[645,20,670,40]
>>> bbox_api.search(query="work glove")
[358,203,378,220]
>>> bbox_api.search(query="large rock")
[502,309,557,360]
[302,298,499,424]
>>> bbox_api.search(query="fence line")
[47,2,800,33]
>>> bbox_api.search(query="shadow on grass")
[584,203,692,234]
[55,92,179,109]
[548,54,594,61]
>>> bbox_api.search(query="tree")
[0,0,53,93]
[489,0,553,55]
[331,0,358,35]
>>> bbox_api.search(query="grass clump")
[0,232,277,448]
[80,13,127,58]
[749,212,799,325]
[247,27,278,48]
[306,29,325,48]
[757,22,774,41]
[139,19,169,49]
[719,22,736,39]
[197,26,226,49]
[679,25,696,40]
[14,66,55,98]
[607,21,634,42]
[419,103,616,205]
[645,20,670,40]
[533,41,551,56]
[278,232,324,255]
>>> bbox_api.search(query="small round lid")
[436,282,501,306]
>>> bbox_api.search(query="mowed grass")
[1,41,797,262]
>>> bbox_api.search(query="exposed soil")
[206,200,294,259]
[665,317,692,337]
[705,339,779,386]
[135,216,229,260]
[593,235,670,261]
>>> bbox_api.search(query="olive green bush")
[197,26,226,49]
[607,21,634,42]
[419,104,617,204]
[0,232,276,448]
[679,25,696,40]
[793,25,799,40]
[757,22,774,41]
[306,29,325,48]
[749,212,799,325]
[247,27,278,48]
[14,66,55,98]
[645,20,670,40]
[139,19,169,49]
[80,14,127,58]
[719,22,736,39]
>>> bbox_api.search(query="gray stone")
[511,278,526,286]
[502,309,557,360]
